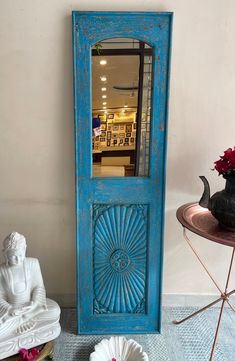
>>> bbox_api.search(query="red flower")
[223,147,233,159]
[214,146,235,176]
[19,348,40,361]
[214,159,229,173]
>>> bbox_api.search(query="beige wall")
[0,0,235,305]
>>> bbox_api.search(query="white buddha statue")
[0,232,61,359]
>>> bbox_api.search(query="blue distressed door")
[72,11,173,334]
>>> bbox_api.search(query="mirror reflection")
[92,38,152,177]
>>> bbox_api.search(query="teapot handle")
[199,176,210,208]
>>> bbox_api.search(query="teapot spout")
[199,176,211,208]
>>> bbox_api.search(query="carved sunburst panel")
[93,204,148,314]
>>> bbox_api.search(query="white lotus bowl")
[89,336,149,361]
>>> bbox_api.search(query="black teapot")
[199,175,235,231]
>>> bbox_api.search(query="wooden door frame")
[73,11,173,334]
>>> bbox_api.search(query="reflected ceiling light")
[102,95,107,99]
[100,76,107,82]
[103,106,107,109]
[124,105,128,108]
[101,87,107,91]
[102,102,107,105]
[100,60,107,65]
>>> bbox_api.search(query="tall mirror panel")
[92,38,152,177]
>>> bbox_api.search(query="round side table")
[174,202,235,361]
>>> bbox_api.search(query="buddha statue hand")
[0,301,41,324]
[10,304,33,316]
[0,310,17,325]
[0,304,31,324]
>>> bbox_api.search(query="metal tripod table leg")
[173,227,235,361]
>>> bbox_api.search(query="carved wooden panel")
[93,204,148,314]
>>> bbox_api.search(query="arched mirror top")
[90,36,154,49]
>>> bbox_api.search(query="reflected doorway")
[92,38,152,177]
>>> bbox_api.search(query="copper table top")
[177,202,235,248]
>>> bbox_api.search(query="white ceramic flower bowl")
[89,336,149,361]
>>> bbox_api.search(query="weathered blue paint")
[93,204,147,314]
[72,11,173,334]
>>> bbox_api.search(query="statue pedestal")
[0,320,60,360]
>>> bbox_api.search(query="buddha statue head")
[3,232,27,266]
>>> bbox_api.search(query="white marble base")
[0,320,61,360]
